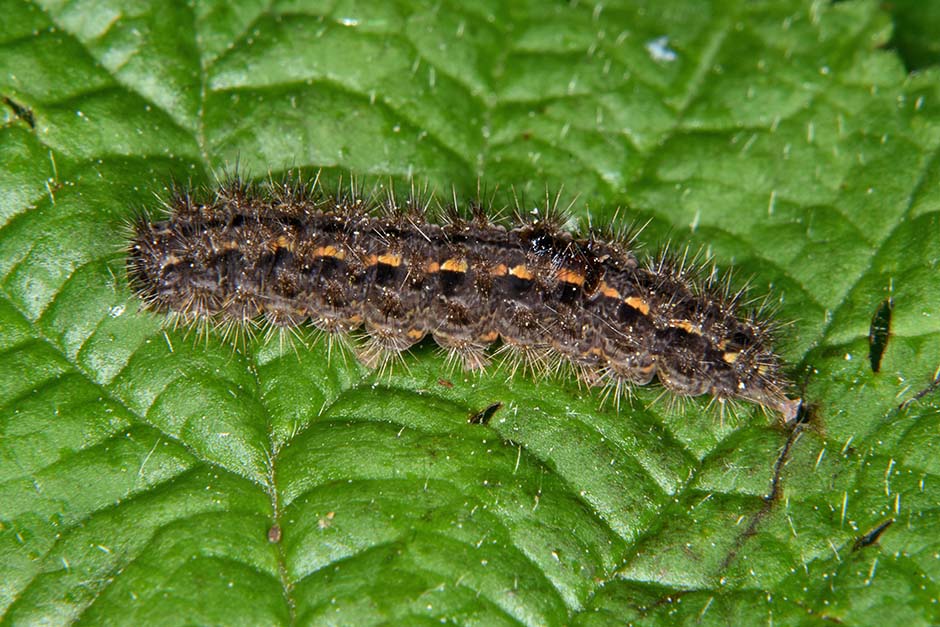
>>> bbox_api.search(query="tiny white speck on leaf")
[646,36,677,62]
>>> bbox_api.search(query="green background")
[2,0,940,624]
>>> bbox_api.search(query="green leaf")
[887,0,940,72]
[2,0,939,625]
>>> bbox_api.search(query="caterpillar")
[127,174,802,423]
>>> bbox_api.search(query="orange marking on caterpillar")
[625,296,650,315]
[441,258,468,273]
[314,245,345,260]
[510,265,534,280]
[377,253,403,267]
[669,319,702,335]
[556,268,586,286]
[598,281,621,299]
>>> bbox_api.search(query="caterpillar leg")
[431,333,491,372]
[357,326,423,373]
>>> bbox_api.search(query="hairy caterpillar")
[127,174,802,423]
